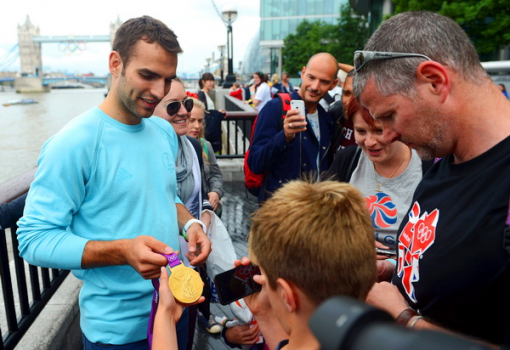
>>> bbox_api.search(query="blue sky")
[0,0,260,77]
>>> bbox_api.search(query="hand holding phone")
[214,263,262,305]
[375,247,397,259]
[284,100,307,142]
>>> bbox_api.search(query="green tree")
[392,0,510,56]
[331,4,370,65]
[282,3,369,76]
[282,20,338,76]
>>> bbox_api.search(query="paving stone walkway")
[193,182,259,350]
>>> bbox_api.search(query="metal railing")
[0,169,69,350]
[217,111,257,159]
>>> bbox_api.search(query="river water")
[0,88,107,184]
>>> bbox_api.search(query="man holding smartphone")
[247,53,339,202]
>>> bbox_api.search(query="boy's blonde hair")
[249,180,376,305]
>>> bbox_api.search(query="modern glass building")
[260,0,345,43]
[242,0,346,80]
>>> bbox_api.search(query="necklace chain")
[373,148,410,192]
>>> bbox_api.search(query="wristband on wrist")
[396,308,419,327]
[409,315,424,329]
[182,219,206,241]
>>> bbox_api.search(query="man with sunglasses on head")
[248,53,339,203]
[17,16,211,350]
[353,11,510,346]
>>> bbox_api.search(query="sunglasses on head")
[354,50,432,72]
[165,99,194,116]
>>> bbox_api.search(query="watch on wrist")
[182,219,206,240]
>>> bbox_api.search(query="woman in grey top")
[186,97,224,215]
[328,97,433,252]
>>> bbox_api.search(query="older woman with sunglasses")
[328,96,433,255]
[153,78,213,243]
[153,79,222,346]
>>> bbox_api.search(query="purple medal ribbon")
[147,253,181,349]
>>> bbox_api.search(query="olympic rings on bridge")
[58,41,87,56]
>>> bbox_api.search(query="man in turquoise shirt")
[17,16,210,350]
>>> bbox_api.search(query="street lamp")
[218,44,226,86]
[221,5,237,88]
[206,57,211,73]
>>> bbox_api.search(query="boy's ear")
[277,278,298,313]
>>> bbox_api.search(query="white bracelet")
[182,219,206,240]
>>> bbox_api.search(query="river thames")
[0,88,108,184]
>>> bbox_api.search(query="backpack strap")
[504,197,510,263]
[322,92,335,105]
[197,90,208,110]
[276,92,291,133]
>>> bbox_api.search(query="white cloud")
[0,0,260,75]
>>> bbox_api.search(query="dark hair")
[112,16,182,67]
[199,72,215,89]
[253,71,267,86]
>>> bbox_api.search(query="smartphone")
[290,100,305,116]
[376,248,397,258]
[290,100,306,128]
[214,263,262,305]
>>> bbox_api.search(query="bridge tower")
[17,15,42,77]
[110,16,123,46]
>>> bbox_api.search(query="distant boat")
[2,99,38,107]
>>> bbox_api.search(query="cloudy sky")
[0,0,260,77]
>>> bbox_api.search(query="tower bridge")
[13,15,121,92]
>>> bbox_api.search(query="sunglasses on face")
[164,98,194,116]
[354,50,432,72]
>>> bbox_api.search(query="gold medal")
[165,254,203,304]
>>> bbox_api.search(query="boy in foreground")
[240,180,377,349]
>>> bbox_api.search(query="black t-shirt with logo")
[392,136,510,345]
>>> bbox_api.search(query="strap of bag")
[504,197,510,263]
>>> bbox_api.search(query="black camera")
[309,296,497,350]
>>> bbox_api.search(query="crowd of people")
[9,9,510,350]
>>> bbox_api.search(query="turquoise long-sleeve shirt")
[17,107,182,344]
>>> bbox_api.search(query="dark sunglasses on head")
[354,50,432,72]
[165,99,194,116]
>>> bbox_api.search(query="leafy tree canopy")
[392,0,510,56]
[282,3,369,77]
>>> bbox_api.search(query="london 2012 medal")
[163,253,202,304]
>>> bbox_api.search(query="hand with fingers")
[283,108,307,142]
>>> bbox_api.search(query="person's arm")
[247,102,301,175]
[0,193,27,229]
[366,282,499,347]
[338,62,354,73]
[224,324,261,348]
[176,203,211,266]
[153,266,206,350]
[201,210,211,232]
[152,266,181,350]
[81,236,171,278]
[235,258,288,349]
[206,141,224,198]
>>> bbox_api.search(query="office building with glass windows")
[243,0,345,80]
[241,0,393,82]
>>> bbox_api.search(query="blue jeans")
[82,308,189,350]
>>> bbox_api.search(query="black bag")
[205,109,225,154]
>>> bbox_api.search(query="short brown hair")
[112,16,182,67]
[249,180,376,305]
